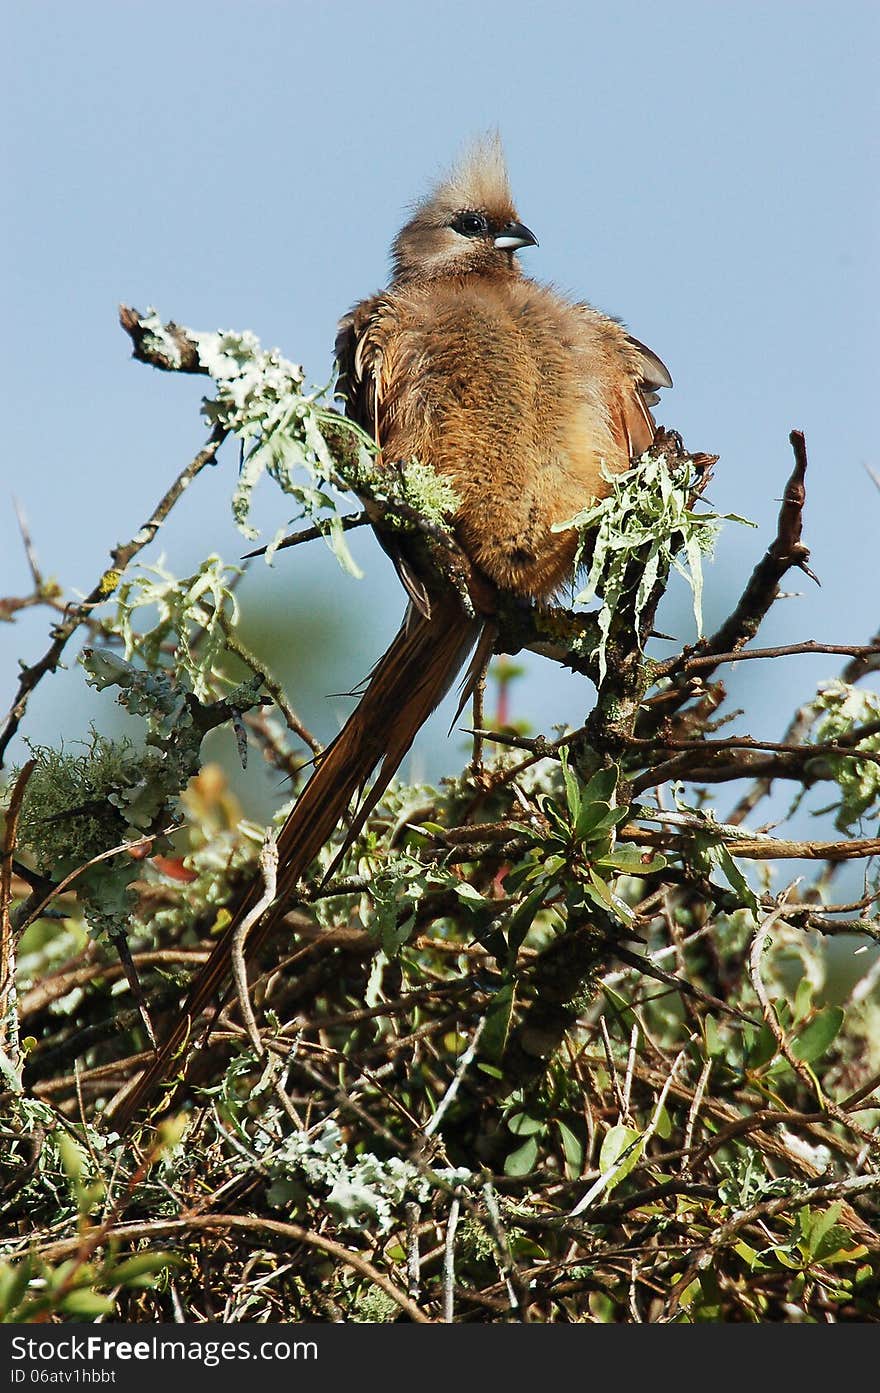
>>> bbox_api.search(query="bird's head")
[391,133,537,283]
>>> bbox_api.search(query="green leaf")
[504,1134,540,1177]
[791,1006,844,1065]
[712,843,760,914]
[576,803,629,843]
[507,1111,545,1137]
[559,747,581,824]
[455,882,488,908]
[704,1015,724,1059]
[586,866,617,911]
[601,985,640,1036]
[598,1124,643,1190]
[654,1105,672,1140]
[556,1119,585,1178]
[505,882,548,962]
[0,1258,32,1317]
[481,981,516,1062]
[598,844,666,874]
[111,1253,179,1284]
[744,1023,778,1072]
[57,1133,86,1186]
[793,975,814,1024]
[580,765,619,807]
[59,1289,116,1317]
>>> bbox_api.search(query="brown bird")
[112,135,671,1128]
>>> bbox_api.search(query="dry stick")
[621,1023,639,1124]
[109,931,157,1051]
[0,760,35,1061]
[481,1180,521,1316]
[842,627,880,685]
[655,640,880,679]
[627,719,880,766]
[727,630,880,827]
[644,429,815,727]
[470,663,487,779]
[681,1057,713,1174]
[727,697,820,827]
[598,1016,627,1117]
[230,832,279,1057]
[29,1215,430,1324]
[20,949,210,1018]
[241,512,370,560]
[423,1016,486,1139]
[442,1190,462,1323]
[619,821,880,862]
[217,611,323,757]
[0,425,227,768]
[747,904,880,1153]
[405,1202,422,1302]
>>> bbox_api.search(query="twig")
[0,760,35,1060]
[748,901,879,1152]
[423,1016,486,1138]
[405,1202,421,1302]
[216,614,323,756]
[599,1016,627,1117]
[15,825,179,934]
[0,426,226,767]
[655,639,880,678]
[109,930,157,1051]
[442,1190,462,1323]
[241,512,370,560]
[30,1214,431,1324]
[20,949,210,1018]
[620,1023,639,1124]
[681,1056,712,1173]
[645,430,816,721]
[231,831,279,1057]
[482,1180,521,1314]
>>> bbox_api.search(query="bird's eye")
[452,211,488,238]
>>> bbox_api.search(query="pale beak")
[494,220,539,251]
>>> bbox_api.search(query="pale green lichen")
[13,652,265,938]
[186,324,372,578]
[555,451,754,685]
[137,308,184,369]
[394,457,460,526]
[110,555,240,702]
[812,680,880,831]
[262,1119,470,1233]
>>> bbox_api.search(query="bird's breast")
[377,281,627,599]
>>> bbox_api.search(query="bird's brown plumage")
[111,134,671,1129]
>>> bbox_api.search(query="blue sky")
[2,1,878,830]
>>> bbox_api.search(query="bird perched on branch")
[113,134,671,1128]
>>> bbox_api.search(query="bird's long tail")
[111,595,485,1129]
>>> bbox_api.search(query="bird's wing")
[625,333,673,406]
[615,327,676,454]
[334,293,387,441]
[570,303,672,462]
[334,296,435,617]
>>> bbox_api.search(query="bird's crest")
[391,133,523,281]
[424,132,515,222]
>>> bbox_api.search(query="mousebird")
[112,134,671,1127]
